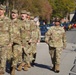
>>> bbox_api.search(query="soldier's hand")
[8,43,12,47]
[37,40,40,43]
[22,45,25,48]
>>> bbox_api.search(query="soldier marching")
[0,4,66,75]
[45,19,66,73]
[0,4,11,75]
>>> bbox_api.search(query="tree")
[49,0,76,18]
[8,0,52,21]
[0,0,5,4]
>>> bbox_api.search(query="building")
[70,11,76,22]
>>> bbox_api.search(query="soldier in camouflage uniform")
[10,9,23,75]
[29,16,41,66]
[0,5,11,75]
[45,19,66,73]
[17,10,32,71]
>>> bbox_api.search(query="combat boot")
[10,66,16,75]
[0,71,4,74]
[0,68,5,75]
[24,64,29,71]
[31,60,35,67]
[54,64,60,73]
[0,74,3,75]
[51,64,55,71]
[17,62,25,71]
[27,62,31,68]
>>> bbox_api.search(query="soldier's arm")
[9,22,13,46]
[37,28,41,43]
[45,29,52,43]
[29,21,35,43]
[62,30,67,49]
[4,17,13,46]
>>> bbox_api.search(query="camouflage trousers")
[49,46,62,65]
[0,45,7,72]
[12,43,22,67]
[7,46,12,61]
[23,42,32,63]
[30,43,37,54]
[29,43,37,62]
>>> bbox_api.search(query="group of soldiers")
[0,5,41,75]
[0,3,67,75]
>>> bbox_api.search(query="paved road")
[5,28,76,75]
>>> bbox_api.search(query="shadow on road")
[34,63,51,70]
[67,29,76,31]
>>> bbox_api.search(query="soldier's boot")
[54,64,60,73]
[17,62,25,71]
[0,71,4,74]
[31,53,36,67]
[0,74,3,75]
[0,68,5,75]
[27,62,31,68]
[24,64,29,71]
[10,66,16,75]
[31,60,35,67]
[51,64,55,71]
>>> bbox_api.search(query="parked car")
[39,25,48,42]
[39,24,53,42]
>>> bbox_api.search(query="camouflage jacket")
[10,19,23,45]
[0,16,11,46]
[30,20,41,43]
[21,19,31,43]
[45,26,66,47]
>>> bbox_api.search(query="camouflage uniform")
[16,10,32,71]
[30,20,41,66]
[0,5,11,74]
[10,9,27,75]
[0,16,11,73]
[10,19,23,67]
[21,19,32,65]
[45,25,66,72]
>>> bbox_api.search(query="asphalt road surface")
[5,28,76,75]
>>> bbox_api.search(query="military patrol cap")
[55,19,60,22]
[27,11,31,15]
[21,10,27,14]
[11,9,18,13]
[0,5,6,10]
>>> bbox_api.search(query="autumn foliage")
[0,0,76,21]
